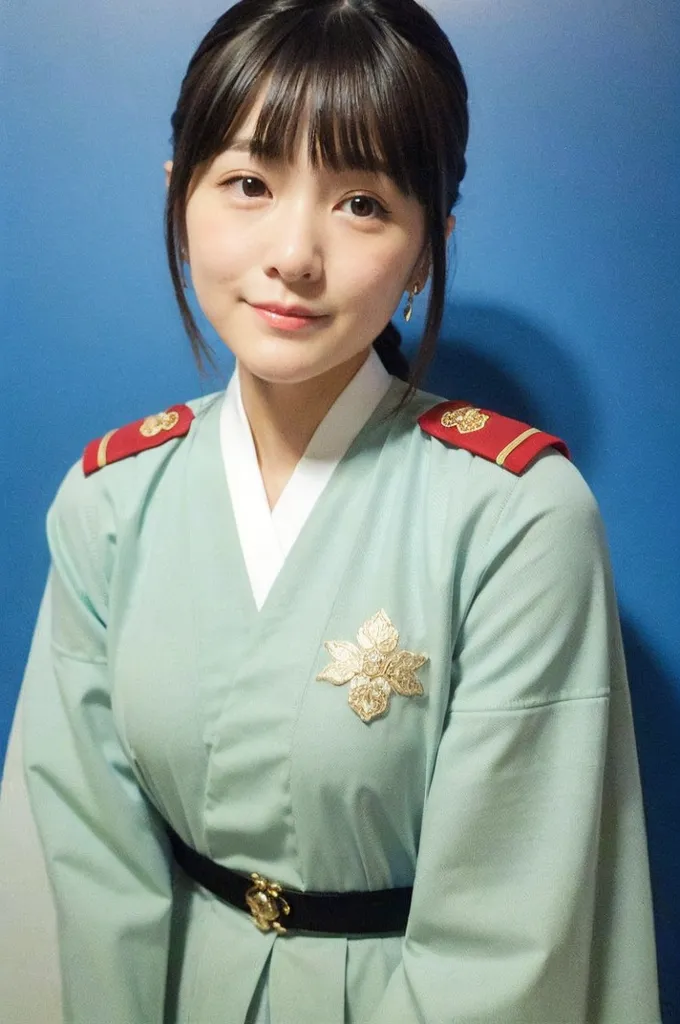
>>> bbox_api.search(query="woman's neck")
[237,349,370,509]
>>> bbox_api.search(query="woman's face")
[171,92,435,387]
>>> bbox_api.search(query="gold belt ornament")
[245,873,291,934]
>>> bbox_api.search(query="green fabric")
[22,379,660,1023]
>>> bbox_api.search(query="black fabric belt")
[166,826,412,936]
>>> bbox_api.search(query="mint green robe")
[22,378,660,1023]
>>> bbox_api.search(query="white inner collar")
[219,349,392,610]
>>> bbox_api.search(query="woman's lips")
[250,304,329,332]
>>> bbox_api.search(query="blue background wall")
[2,0,678,1017]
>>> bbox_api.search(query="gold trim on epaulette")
[496,428,540,467]
[97,430,116,470]
[440,406,489,434]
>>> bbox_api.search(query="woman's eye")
[342,195,387,220]
[222,175,269,198]
[219,178,386,219]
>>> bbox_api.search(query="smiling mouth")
[250,304,329,332]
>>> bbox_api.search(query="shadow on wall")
[412,300,595,476]
[622,619,680,1024]
[415,301,680,1024]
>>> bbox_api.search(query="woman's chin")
[235,352,333,387]
[227,332,356,386]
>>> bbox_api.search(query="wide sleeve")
[368,455,660,1024]
[21,464,173,1024]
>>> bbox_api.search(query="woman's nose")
[263,200,323,283]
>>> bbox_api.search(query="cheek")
[185,204,243,285]
[339,250,410,321]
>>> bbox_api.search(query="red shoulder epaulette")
[418,401,570,474]
[82,404,195,476]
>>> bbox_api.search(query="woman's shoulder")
[406,387,609,624]
[50,390,222,534]
[406,384,599,524]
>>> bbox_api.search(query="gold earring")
[404,283,420,323]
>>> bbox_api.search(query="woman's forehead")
[220,79,392,175]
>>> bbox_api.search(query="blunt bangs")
[233,20,432,204]
[178,6,444,208]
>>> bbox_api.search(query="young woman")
[21,1,660,1022]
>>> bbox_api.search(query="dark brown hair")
[166,0,468,391]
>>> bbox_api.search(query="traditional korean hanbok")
[21,350,660,1023]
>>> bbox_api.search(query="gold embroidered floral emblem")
[440,406,489,434]
[317,610,428,723]
[139,410,180,438]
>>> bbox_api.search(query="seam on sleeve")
[451,691,610,714]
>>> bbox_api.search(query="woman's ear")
[411,216,457,290]
[415,247,433,291]
[164,161,173,189]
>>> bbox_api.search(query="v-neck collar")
[183,375,409,743]
[220,350,392,610]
